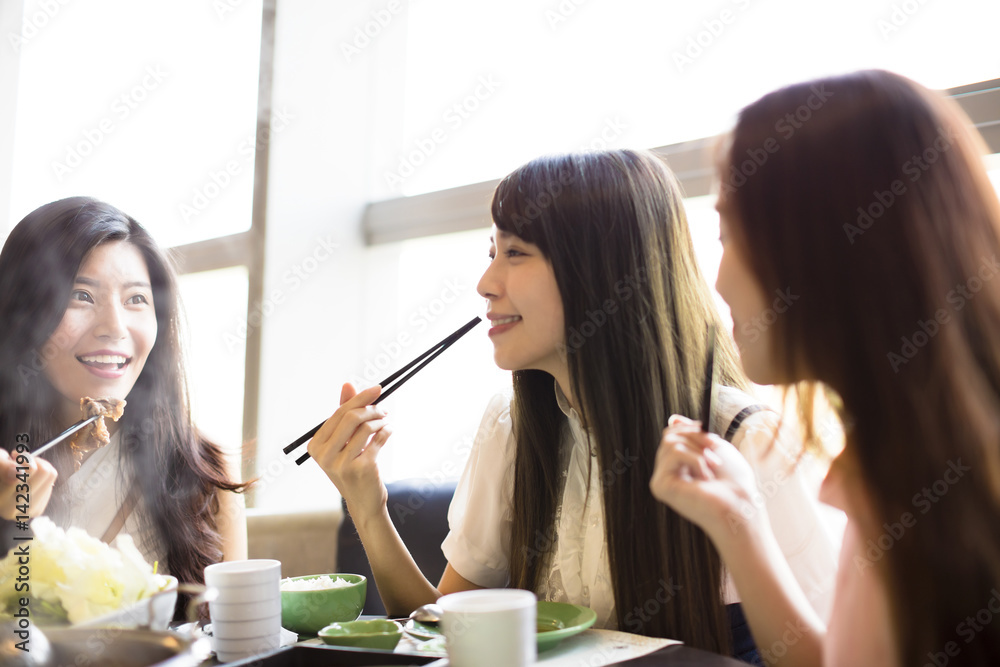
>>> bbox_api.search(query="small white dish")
[211,615,281,640]
[213,632,281,661]
[208,597,281,622]
[210,580,280,604]
[204,559,281,587]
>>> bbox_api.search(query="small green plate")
[403,601,596,652]
[318,619,403,651]
[535,601,597,652]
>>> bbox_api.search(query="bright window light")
[383,0,1000,196]
[7,0,262,246]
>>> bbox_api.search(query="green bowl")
[280,573,366,635]
[318,619,403,650]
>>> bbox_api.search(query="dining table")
[214,626,752,666]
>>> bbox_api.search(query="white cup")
[438,589,537,667]
[205,559,282,662]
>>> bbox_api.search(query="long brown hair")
[722,70,1000,663]
[0,197,250,614]
[493,150,748,652]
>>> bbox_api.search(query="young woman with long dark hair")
[309,149,837,660]
[652,70,1000,665]
[0,197,249,606]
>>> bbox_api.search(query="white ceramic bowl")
[210,580,280,604]
[204,559,281,587]
[214,632,281,662]
[211,615,281,640]
[208,598,281,622]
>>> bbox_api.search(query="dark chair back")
[337,478,457,616]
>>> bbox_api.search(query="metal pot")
[2,583,217,667]
[41,626,212,667]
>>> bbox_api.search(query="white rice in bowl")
[280,575,356,591]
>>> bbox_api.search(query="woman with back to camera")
[651,69,1000,665]
[309,149,839,661]
[0,197,249,610]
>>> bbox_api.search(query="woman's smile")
[43,240,157,425]
[488,314,523,336]
[477,228,566,382]
[76,349,132,378]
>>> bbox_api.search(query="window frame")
[362,77,1000,245]
[169,0,275,503]
[172,5,1000,503]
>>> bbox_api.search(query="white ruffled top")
[441,382,841,629]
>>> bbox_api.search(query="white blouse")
[441,382,841,629]
[62,432,164,567]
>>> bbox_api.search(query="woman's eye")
[125,294,149,305]
[71,290,94,303]
[505,249,525,258]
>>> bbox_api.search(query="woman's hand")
[307,383,392,524]
[0,448,58,521]
[650,415,764,545]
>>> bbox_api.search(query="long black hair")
[494,150,748,652]
[0,197,248,604]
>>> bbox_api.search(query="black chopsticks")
[32,415,100,458]
[284,316,482,465]
[700,324,717,433]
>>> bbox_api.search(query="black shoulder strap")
[723,405,768,442]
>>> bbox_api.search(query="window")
[382,0,1000,197]
[6,0,262,245]
[2,0,266,496]
[5,0,999,511]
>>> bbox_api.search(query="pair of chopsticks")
[284,316,482,465]
[31,415,99,458]
[700,324,717,433]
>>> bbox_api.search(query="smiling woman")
[306,150,838,664]
[480,230,566,386]
[42,241,158,428]
[0,197,251,618]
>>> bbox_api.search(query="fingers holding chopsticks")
[1,447,58,521]
[650,414,761,544]
[308,383,393,520]
[309,384,387,461]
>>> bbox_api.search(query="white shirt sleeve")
[732,410,844,622]
[441,392,516,588]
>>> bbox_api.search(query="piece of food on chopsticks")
[0,517,168,625]
[69,397,126,465]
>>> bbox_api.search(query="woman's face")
[478,226,568,385]
[43,241,158,423]
[715,207,781,385]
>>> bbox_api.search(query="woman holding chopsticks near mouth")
[309,149,838,661]
[651,70,1000,665]
[0,197,249,613]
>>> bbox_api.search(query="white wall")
[0,2,22,230]
[252,1,513,511]
[253,0,410,510]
